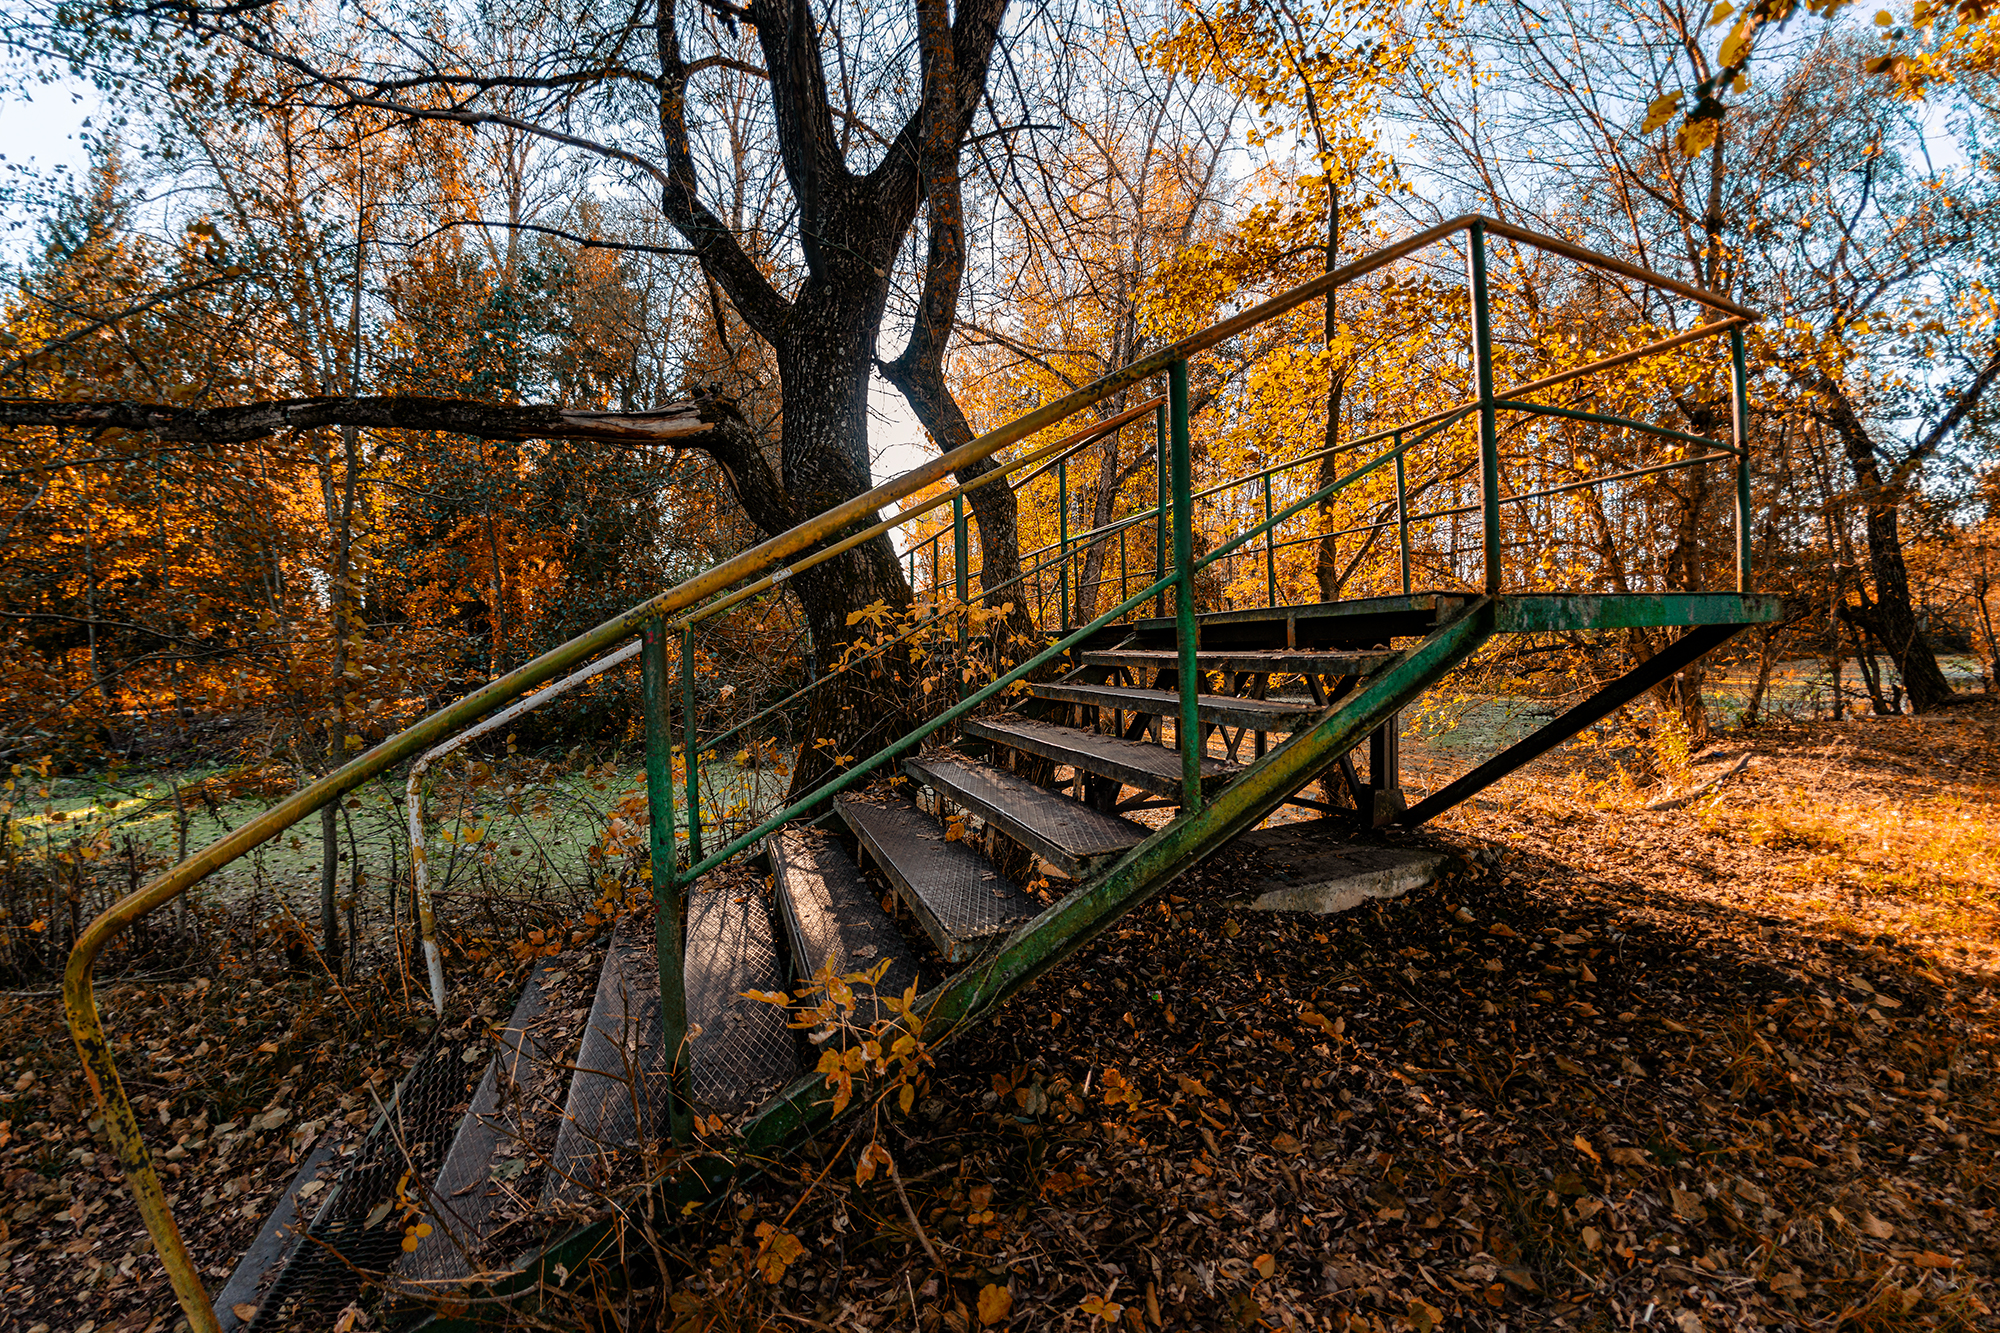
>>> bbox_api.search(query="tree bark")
[1804,371,1955,711]
[0,392,748,446]
[1313,184,1347,602]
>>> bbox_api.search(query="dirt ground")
[1,702,1994,1331]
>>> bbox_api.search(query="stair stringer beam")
[415,600,1498,1328]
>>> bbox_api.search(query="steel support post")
[1466,221,1502,595]
[1169,360,1201,811]
[681,624,702,859]
[1394,437,1412,594]
[1368,718,1405,826]
[1120,525,1129,607]
[954,494,969,699]
[1729,326,1753,593]
[1263,472,1278,607]
[1155,403,1169,620]
[642,620,693,1144]
[1058,458,1070,629]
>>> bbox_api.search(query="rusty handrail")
[63,213,1753,1331]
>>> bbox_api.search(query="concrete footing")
[1234,819,1446,915]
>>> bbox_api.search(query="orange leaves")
[750,1221,805,1282]
[1099,1066,1142,1110]
[977,1283,1014,1325]
[854,1142,894,1186]
[796,957,929,1122]
[1641,91,1684,134]
[1297,1006,1344,1040]
[1078,1293,1124,1323]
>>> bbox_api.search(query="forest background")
[0,0,1996,979]
[0,0,1986,982]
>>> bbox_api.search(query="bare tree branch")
[0,392,749,447]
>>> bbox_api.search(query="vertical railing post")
[641,620,692,1145]
[1119,524,1129,609]
[1057,457,1071,630]
[1262,471,1278,608]
[953,493,969,698]
[1729,326,1753,593]
[1169,359,1201,812]
[681,623,702,860]
[1155,403,1169,620]
[1466,220,1502,595]
[1394,434,1412,595]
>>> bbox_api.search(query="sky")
[0,76,93,262]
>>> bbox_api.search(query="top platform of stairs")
[1111,591,1783,652]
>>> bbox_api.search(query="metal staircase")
[62,215,1784,1333]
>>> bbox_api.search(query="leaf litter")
[2,707,1995,1331]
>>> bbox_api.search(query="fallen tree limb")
[0,391,743,446]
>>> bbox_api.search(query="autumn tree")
[1,0,1066,792]
[1398,1,1997,718]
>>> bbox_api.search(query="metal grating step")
[242,1030,484,1331]
[905,754,1149,879]
[1029,681,1318,731]
[961,716,1239,800]
[1130,593,1464,647]
[1079,647,1397,677]
[403,960,569,1282]
[541,920,669,1208]
[683,880,805,1114]
[835,793,1038,963]
[769,827,926,1022]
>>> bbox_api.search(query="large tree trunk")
[774,295,922,801]
[1809,373,1956,711]
[878,358,1030,625]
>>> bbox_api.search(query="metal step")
[542,892,802,1211]
[1079,647,1396,677]
[403,960,568,1283]
[243,1030,487,1331]
[905,755,1149,879]
[961,716,1241,799]
[684,882,806,1115]
[1130,593,1466,648]
[769,827,925,1022]
[541,920,669,1207]
[1029,681,1317,731]
[835,793,1039,963]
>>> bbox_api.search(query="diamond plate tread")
[541,919,669,1207]
[769,827,925,1022]
[403,961,569,1283]
[683,880,805,1114]
[962,716,1241,799]
[1029,681,1317,731]
[836,793,1038,963]
[1079,647,1396,676]
[905,755,1148,879]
